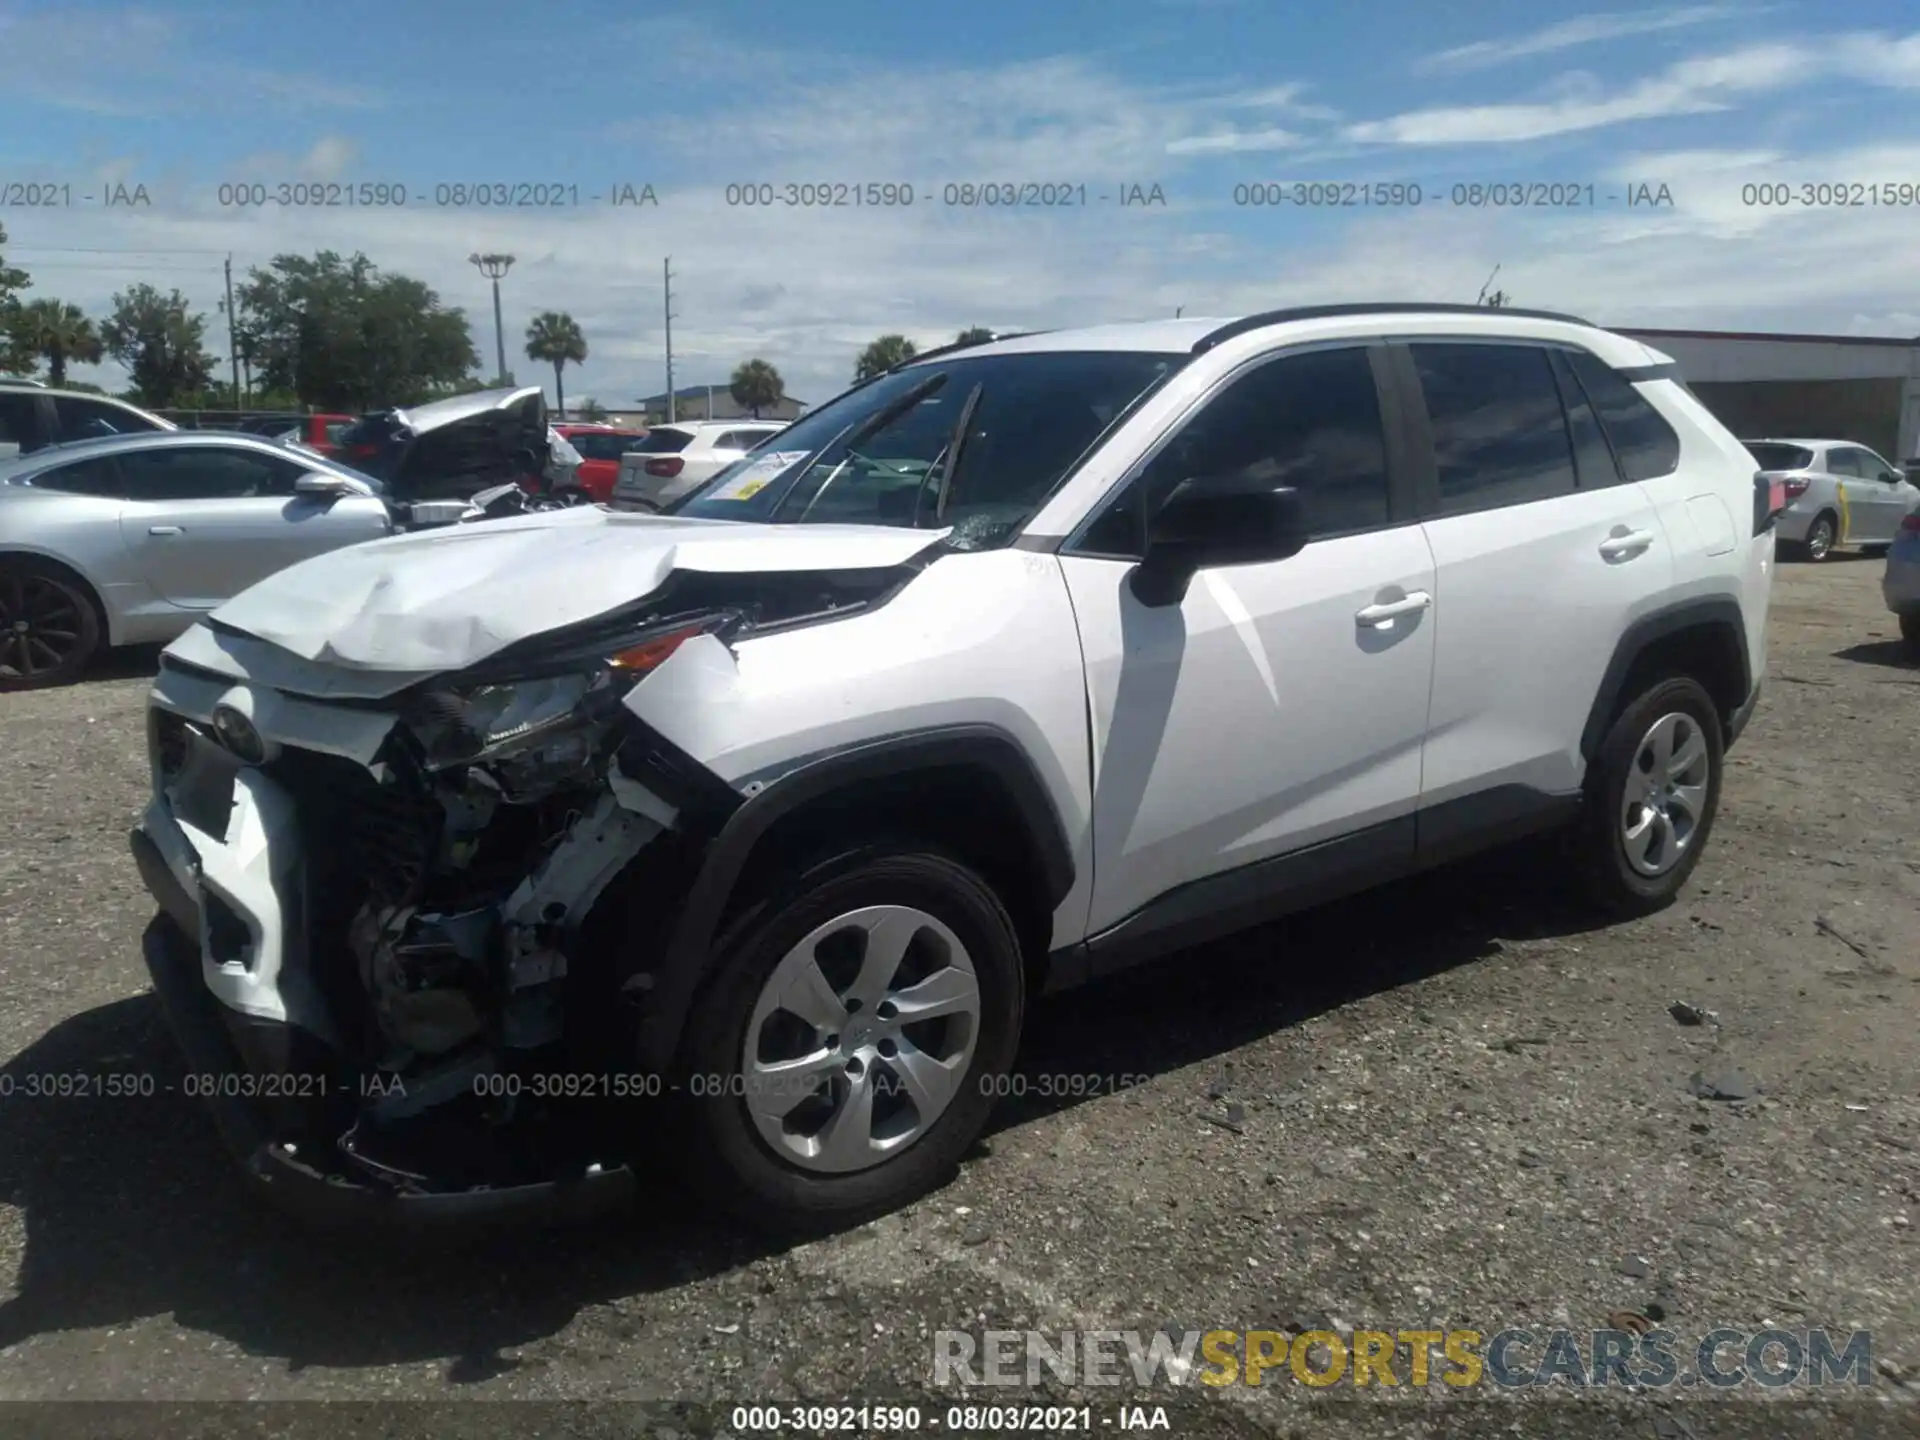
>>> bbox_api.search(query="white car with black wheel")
[132,305,1773,1234]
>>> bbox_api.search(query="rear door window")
[1823,448,1861,478]
[1411,343,1577,515]
[53,396,163,442]
[0,392,45,455]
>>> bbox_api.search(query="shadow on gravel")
[1833,639,1920,672]
[78,644,164,686]
[0,844,1613,1379]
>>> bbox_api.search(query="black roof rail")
[1190,303,1595,354]
[890,330,1052,372]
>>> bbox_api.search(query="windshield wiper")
[915,381,984,527]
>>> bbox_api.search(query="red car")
[553,423,647,503]
[239,412,355,457]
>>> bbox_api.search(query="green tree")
[575,396,609,422]
[523,311,587,420]
[101,284,216,407]
[0,223,30,376]
[236,251,478,410]
[730,357,784,418]
[9,299,104,388]
[954,326,995,346]
[854,333,917,381]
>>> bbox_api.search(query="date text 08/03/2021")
[728,1404,1168,1433]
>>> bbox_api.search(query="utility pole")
[663,256,677,423]
[224,254,240,410]
[469,252,516,384]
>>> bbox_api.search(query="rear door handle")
[1355,591,1432,628]
[1599,529,1656,559]
[148,525,182,536]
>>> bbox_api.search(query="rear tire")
[1570,676,1724,917]
[0,558,103,691]
[676,844,1024,1234]
[1901,612,1920,656]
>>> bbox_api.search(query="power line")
[6,246,234,255]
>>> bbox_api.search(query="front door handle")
[148,525,183,536]
[1355,591,1432,628]
[1599,529,1656,559]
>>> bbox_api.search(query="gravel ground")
[0,556,1916,1439]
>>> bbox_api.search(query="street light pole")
[468,252,516,384]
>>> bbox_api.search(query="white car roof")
[912,306,1667,371]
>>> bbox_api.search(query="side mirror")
[1129,476,1310,607]
[1880,470,1903,485]
[294,471,353,499]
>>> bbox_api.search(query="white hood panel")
[200,507,949,675]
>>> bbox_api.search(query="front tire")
[677,845,1024,1233]
[1571,676,1725,917]
[1901,612,1920,655]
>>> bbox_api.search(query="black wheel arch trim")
[633,722,1076,1071]
[1580,597,1751,761]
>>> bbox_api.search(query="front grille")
[269,747,441,922]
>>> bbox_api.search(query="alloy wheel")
[0,574,87,682]
[1620,711,1712,877]
[1807,517,1835,560]
[740,904,982,1174]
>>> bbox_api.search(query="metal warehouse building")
[1618,327,1920,467]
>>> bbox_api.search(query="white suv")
[610,419,787,510]
[131,305,1774,1233]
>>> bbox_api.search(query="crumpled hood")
[202,506,949,672]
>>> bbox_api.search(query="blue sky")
[3,0,1919,409]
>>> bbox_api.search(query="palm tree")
[575,397,609,422]
[855,333,917,381]
[524,311,588,420]
[954,326,995,347]
[11,299,103,388]
[730,358,784,419]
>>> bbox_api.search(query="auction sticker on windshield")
[705,451,810,501]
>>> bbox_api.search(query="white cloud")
[1166,128,1304,155]
[0,8,385,116]
[17,29,1920,409]
[1344,31,1920,147]
[1418,5,1745,73]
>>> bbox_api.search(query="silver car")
[0,431,392,689]
[1745,438,1920,561]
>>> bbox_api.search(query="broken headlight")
[403,614,734,792]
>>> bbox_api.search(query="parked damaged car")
[334,385,583,524]
[131,309,1770,1234]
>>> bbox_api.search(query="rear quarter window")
[1565,351,1681,481]
[632,428,694,454]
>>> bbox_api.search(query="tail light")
[1901,513,1920,533]
[1782,478,1810,499]
[644,456,685,478]
[1754,471,1789,534]
[348,442,379,461]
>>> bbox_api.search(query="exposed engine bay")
[139,562,917,1202]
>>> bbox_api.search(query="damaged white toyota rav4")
[132,305,1778,1232]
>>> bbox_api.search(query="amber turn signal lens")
[607,622,715,674]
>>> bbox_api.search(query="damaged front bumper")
[139,909,637,1229]
[127,663,678,1229]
